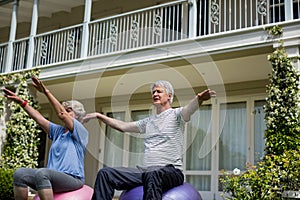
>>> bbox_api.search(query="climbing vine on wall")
[0,68,41,169]
[264,38,300,155]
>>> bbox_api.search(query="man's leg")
[92,167,143,200]
[142,165,184,200]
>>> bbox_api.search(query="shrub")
[0,168,14,200]
[221,149,300,199]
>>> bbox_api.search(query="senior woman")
[3,77,88,200]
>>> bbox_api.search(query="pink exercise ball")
[33,185,93,200]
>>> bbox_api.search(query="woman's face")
[65,107,77,119]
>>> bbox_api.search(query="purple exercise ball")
[119,183,202,200]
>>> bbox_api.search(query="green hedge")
[0,168,14,200]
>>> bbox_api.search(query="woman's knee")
[13,168,25,180]
[35,168,50,180]
[13,168,28,184]
[34,168,52,190]
[13,168,37,188]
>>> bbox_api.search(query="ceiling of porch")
[0,0,87,28]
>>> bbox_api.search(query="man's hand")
[197,89,216,101]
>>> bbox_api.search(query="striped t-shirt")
[136,107,185,170]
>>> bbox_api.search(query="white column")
[80,0,92,58]
[5,0,18,72]
[188,0,197,38]
[284,0,293,21]
[284,41,300,142]
[26,0,39,69]
[286,46,300,71]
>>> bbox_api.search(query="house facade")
[0,0,299,199]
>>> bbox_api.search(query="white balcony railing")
[197,0,300,36]
[0,0,299,73]
[12,38,29,71]
[0,43,7,72]
[88,1,188,57]
[33,25,83,67]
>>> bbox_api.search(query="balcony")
[0,0,299,74]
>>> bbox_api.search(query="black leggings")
[92,164,184,200]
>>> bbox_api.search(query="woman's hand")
[3,88,23,104]
[32,76,48,93]
[83,113,100,123]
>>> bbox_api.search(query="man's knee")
[142,169,161,183]
[96,167,115,181]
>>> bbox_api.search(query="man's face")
[152,86,171,107]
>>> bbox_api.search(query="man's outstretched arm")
[181,89,216,122]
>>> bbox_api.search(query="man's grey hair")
[150,80,174,104]
[62,100,86,121]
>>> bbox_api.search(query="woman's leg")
[13,186,29,200]
[34,168,84,200]
[13,168,83,200]
[34,168,84,193]
[37,189,53,200]
[13,168,37,200]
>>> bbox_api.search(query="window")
[185,105,212,191]
[219,102,247,171]
[128,110,149,167]
[104,112,125,167]
[103,110,150,168]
